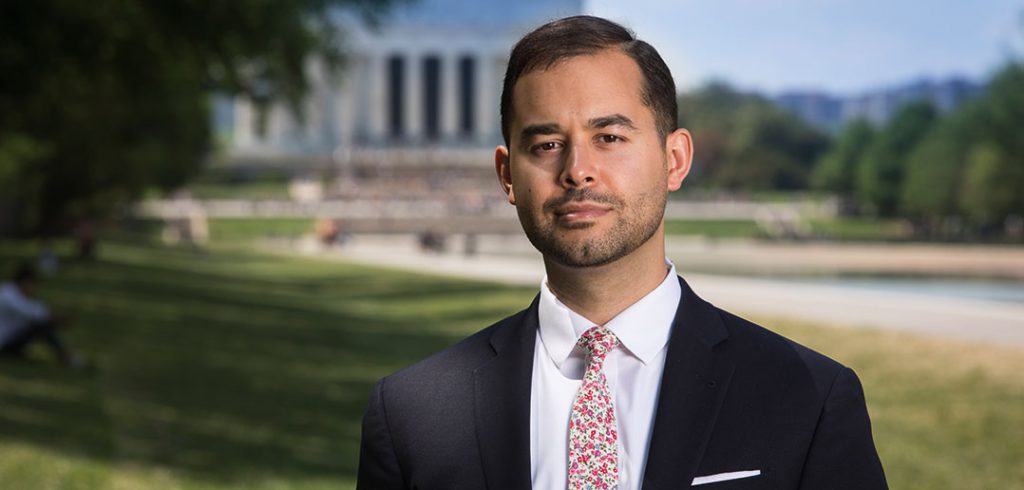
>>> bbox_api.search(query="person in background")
[0,262,85,368]
[73,217,97,261]
[38,240,60,276]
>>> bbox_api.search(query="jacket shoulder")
[381,305,531,391]
[715,307,849,394]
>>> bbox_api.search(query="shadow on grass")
[0,240,534,486]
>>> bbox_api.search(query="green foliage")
[855,102,937,217]
[813,119,875,196]
[960,143,1024,226]
[678,81,752,130]
[679,64,1022,239]
[678,82,830,190]
[898,63,1024,234]
[976,62,1024,159]
[0,134,52,231]
[899,109,974,221]
[677,82,749,184]
[0,0,395,237]
[957,64,1024,226]
[723,104,831,190]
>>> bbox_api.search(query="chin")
[543,236,628,268]
[550,248,628,269]
[557,220,598,231]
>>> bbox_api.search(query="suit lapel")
[473,296,538,490]
[643,277,735,490]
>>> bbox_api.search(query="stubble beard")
[517,187,667,268]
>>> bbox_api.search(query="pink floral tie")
[568,326,619,489]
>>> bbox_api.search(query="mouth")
[552,202,612,223]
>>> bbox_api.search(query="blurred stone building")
[220,0,583,193]
[774,77,981,132]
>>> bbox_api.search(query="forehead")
[511,49,649,130]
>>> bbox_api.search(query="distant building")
[774,77,982,131]
[772,91,844,132]
[220,0,584,172]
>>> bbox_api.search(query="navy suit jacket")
[358,277,887,489]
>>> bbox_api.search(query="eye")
[531,141,562,153]
[598,134,623,144]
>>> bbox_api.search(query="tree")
[719,103,830,190]
[899,63,1024,237]
[898,104,978,235]
[956,64,1024,230]
[0,0,396,237]
[677,82,830,191]
[812,119,874,197]
[677,82,750,186]
[960,143,1023,228]
[855,101,937,217]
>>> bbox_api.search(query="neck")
[544,231,669,326]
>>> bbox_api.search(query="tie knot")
[578,325,618,363]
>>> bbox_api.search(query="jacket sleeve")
[357,378,407,490]
[799,367,888,489]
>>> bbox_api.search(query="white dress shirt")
[530,262,681,490]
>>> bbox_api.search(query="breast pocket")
[691,469,766,487]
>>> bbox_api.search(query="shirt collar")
[537,261,681,367]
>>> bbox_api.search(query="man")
[0,262,82,367]
[358,15,887,489]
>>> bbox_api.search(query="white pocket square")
[692,469,762,486]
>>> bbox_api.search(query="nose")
[559,143,597,189]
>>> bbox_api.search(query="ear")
[495,145,515,204]
[664,128,693,192]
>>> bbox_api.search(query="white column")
[268,103,289,147]
[367,54,386,142]
[233,97,254,148]
[441,53,459,141]
[474,53,490,145]
[476,54,503,145]
[405,52,423,141]
[335,56,357,152]
[305,59,325,147]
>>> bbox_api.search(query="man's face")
[496,49,690,268]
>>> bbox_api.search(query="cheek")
[512,170,543,199]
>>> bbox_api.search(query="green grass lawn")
[1,239,1021,489]
[806,217,912,241]
[186,182,291,200]
[207,218,314,243]
[664,219,764,239]
[208,217,910,243]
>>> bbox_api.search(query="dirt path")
[275,235,1024,349]
[663,238,1024,279]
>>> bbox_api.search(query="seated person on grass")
[0,262,85,368]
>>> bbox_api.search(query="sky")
[586,0,1023,95]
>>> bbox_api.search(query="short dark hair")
[500,15,678,145]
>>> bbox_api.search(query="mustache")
[543,188,623,211]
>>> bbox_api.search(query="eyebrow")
[518,114,638,142]
[519,123,561,141]
[588,114,638,131]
